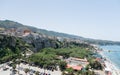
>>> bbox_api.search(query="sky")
[0,0,120,41]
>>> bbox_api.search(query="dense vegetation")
[0,33,92,63]
[28,47,93,71]
[28,47,103,75]
[0,34,32,63]
[86,60,103,70]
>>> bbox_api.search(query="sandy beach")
[99,52,120,75]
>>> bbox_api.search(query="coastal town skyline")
[0,0,120,41]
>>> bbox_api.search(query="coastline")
[99,50,120,75]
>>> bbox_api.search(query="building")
[65,57,89,70]
[67,64,83,71]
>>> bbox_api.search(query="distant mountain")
[0,20,83,38]
[0,20,120,45]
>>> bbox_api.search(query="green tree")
[89,60,103,70]
[66,68,74,75]
[59,61,67,71]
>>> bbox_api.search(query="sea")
[100,45,120,69]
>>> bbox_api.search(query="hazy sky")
[0,0,120,41]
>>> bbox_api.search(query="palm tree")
[24,68,30,75]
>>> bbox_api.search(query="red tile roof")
[67,64,83,70]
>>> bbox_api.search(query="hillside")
[0,34,33,62]
[0,31,92,62]
[0,20,120,45]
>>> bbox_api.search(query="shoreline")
[99,50,120,75]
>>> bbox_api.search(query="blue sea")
[100,45,120,69]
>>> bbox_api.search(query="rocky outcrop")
[22,33,62,51]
